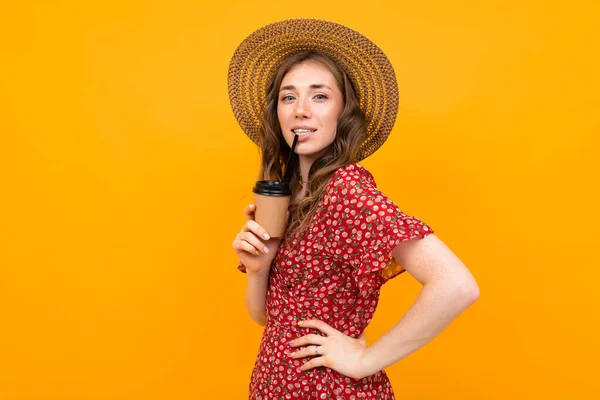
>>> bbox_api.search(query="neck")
[298,156,312,183]
[298,149,327,183]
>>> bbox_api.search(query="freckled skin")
[277,61,344,182]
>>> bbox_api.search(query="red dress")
[238,163,434,399]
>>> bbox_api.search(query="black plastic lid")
[252,180,291,196]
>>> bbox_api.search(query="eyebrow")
[279,84,333,92]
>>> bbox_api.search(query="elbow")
[250,313,268,327]
[456,276,480,306]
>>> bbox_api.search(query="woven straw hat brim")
[228,18,399,162]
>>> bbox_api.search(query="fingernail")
[263,247,269,253]
[263,233,270,240]
[289,340,295,346]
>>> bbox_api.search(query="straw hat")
[227,18,399,162]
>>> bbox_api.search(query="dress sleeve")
[237,260,247,273]
[339,176,434,297]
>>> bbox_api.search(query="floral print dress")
[238,163,434,399]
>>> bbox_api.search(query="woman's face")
[277,61,344,158]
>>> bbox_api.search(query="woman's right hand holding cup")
[232,204,288,276]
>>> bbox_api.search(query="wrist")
[358,346,380,379]
[247,269,270,280]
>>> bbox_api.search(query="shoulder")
[323,163,382,210]
[329,163,377,192]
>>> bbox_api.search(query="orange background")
[1,1,598,398]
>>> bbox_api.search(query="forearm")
[361,280,478,377]
[245,271,270,326]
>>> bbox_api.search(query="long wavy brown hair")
[257,50,368,243]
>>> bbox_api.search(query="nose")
[294,98,311,119]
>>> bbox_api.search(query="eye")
[314,94,328,100]
[282,95,295,101]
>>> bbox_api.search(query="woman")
[229,19,479,399]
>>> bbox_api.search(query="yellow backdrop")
[1,1,598,398]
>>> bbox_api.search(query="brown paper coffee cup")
[252,180,291,238]
[253,193,290,237]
